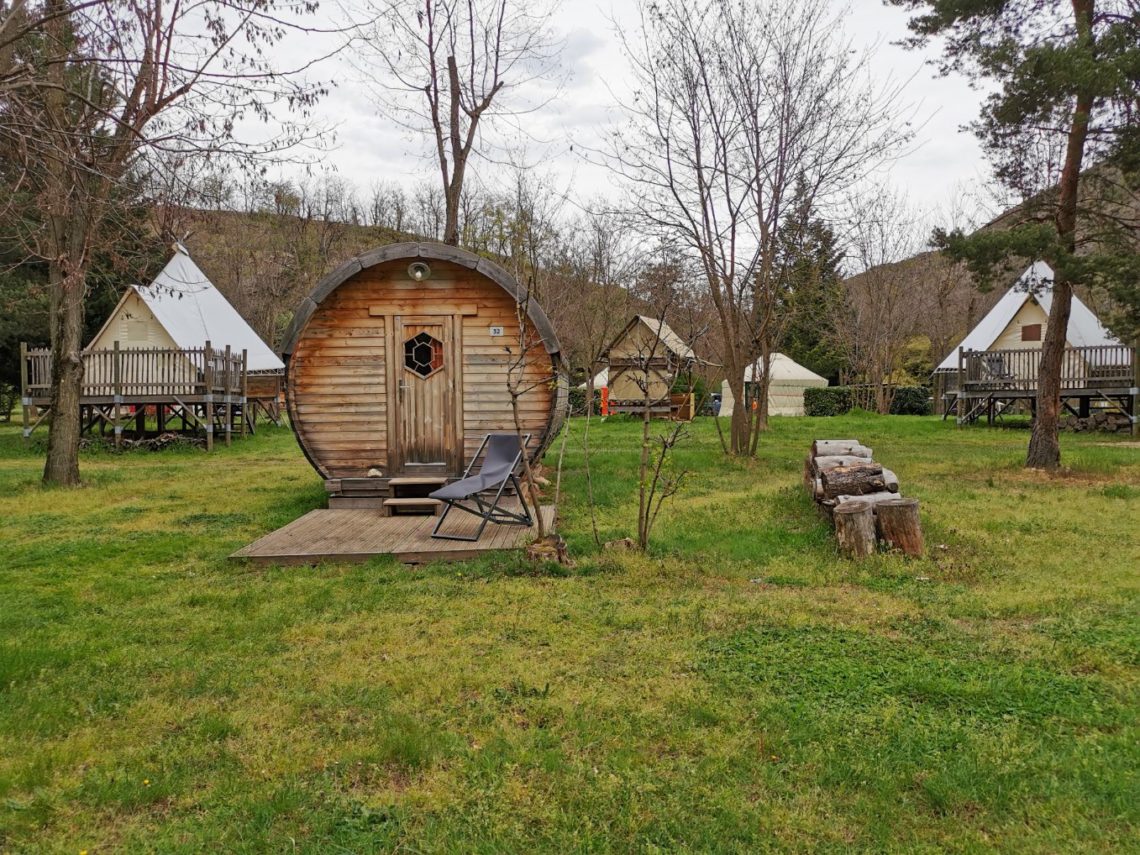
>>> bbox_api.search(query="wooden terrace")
[948,344,1138,426]
[231,504,556,565]
[21,342,283,449]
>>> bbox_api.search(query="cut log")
[812,439,873,458]
[836,491,899,510]
[813,454,871,472]
[820,463,886,499]
[834,500,877,558]
[803,454,816,493]
[881,468,899,493]
[875,497,923,556]
[813,476,824,501]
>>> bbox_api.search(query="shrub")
[568,387,603,416]
[889,386,932,416]
[804,386,853,416]
[0,383,16,423]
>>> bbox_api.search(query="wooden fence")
[21,342,246,402]
[19,341,271,450]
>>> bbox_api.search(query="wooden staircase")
[325,475,447,510]
[382,477,446,516]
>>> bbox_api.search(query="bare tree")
[609,0,910,455]
[352,0,561,245]
[0,0,331,485]
[836,188,927,413]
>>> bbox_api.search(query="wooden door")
[392,316,456,472]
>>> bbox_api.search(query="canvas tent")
[602,316,703,416]
[935,261,1119,377]
[87,246,284,373]
[719,353,828,418]
[932,260,1134,422]
[576,368,609,391]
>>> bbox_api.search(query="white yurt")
[720,353,828,417]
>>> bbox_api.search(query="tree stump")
[813,454,870,471]
[875,497,923,556]
[836,490,899,510]
[820,462,886,499]
[812,439,873,458]
[834,500,876,558]
[803,454,816,493]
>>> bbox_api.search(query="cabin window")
[1022,323,1042,342]
[126,320,148,342]
[404,332,444,378]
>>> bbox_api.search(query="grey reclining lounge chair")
[430,433,534,542]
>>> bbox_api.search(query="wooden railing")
[21,341,247,401]
[959,344,1135,393]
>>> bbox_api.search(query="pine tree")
[889,0,1140,468]
[775,187,846,384]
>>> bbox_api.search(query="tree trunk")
[834,500,876,558]
[1028,276,1073,469]
[43,259,86,486]
[726,372,750,455]
[1027,19,1093,470]
[833,490,898,510]
[811,439,872,458]
[637,388,652,549]
[875,497,923,556]
[820,463,886,499]
[813,454,871,470]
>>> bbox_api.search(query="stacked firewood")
[803,439,923,558]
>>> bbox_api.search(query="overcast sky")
[287,0,995,224]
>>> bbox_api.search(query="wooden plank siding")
[289,259,557,480]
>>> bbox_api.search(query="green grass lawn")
[0,414,1137,853]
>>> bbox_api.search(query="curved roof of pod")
[280,242,562,358]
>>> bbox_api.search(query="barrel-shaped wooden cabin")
[282,243,565,506]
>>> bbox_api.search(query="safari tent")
[719,353,828,418]
[87,246,285,376]
[20,246,284,449]
[933,261,1135,425]
[281,242,566,507]
[602,315,702,416]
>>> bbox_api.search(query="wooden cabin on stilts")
[20,246,285,449]
[935,261,1137,433]
[601,315,704,419]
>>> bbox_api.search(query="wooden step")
[382,497,444,517]
[387,477,448,486]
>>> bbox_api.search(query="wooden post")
[240,348,249,438]
[957,348,964,424]
[834,500,877,559]
[112,340,122,448]
[1132,340,1139,438]
[223,344,233,447]
[19,342,30,441]
[203,341,214,452]
[876,497,924,557]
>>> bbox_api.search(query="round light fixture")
[408,261,432,282]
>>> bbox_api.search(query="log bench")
[805,438,923,557]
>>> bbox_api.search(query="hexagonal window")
[404,332,444,378]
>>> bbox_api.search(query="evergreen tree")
[889,0,1140,468]
[775,186,846,384]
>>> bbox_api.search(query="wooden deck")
[231,504,555,565]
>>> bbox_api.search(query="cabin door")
[392,315,457,473]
